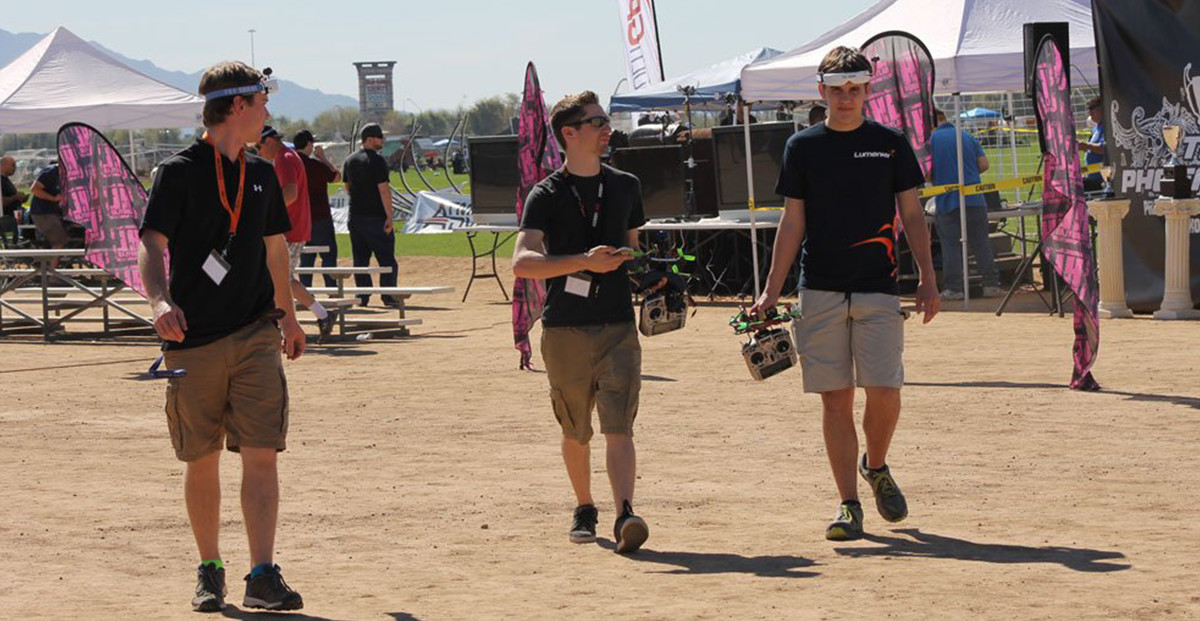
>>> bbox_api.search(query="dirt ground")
[1,255,1198,620]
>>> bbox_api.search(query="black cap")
[360,123,384,141]
[260,125,281,141]
[293,130,315,150]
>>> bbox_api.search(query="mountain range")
[0,27,358,122]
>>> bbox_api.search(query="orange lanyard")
[205,135,246,235]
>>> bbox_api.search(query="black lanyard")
[565,170,606,231]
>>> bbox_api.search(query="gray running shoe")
[569,504,598,543]
[859,454,909,523]
[825,500,864,541]
[243,564,303,611]
[613,501,649,554]
[191,564,225,613]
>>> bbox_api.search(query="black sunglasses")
[566,115,611,129]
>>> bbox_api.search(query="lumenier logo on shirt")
[854,150,895,159]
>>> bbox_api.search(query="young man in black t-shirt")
[138,61,306,613]
[513,90,651,554]
[752,47,940,542]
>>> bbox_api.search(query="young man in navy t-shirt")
[752,46,940,541]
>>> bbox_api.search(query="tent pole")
[743,101,761,298]
[1006,91,1020,202]
[1007,90,1027,263]
[129,131,137,177]
[954,93,969,309]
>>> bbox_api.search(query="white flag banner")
[616,0,664,92]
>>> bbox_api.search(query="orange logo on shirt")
[850,223,896,266]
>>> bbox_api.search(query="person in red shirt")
[257,125,335,340]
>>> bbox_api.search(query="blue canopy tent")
[609,47,783,112]
[959,106,1001,119]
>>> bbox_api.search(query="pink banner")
[57,122,157,297]
[1033,39,1101,391]
[512,62,564,370]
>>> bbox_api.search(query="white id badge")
[202,250,231,285]
[564,272,593,297]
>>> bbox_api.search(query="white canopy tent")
[740,0,1098,102]
[0,26,203,134]
[736,0,1097,301]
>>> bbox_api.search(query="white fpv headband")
[817,70,873,87]
[203,68,280,101]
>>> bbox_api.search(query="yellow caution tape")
[917,163,1105,199]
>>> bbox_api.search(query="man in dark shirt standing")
[1,155,28,220]
[341,123,398,307]
[29,162,69,266]
[752,47,940,542]
[293,129,341,288]
[512,90,651,554]
[137,61,306,613]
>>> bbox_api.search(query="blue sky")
[5,0,878,110]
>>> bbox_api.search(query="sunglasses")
[566,115,611,129]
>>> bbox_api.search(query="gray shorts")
[794,289,904,393]
[287,242,305,273]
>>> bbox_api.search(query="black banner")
[1094,0,1200,312]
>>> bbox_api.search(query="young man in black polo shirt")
[752,47,940,541]
[341,124,399,307]
[138,61,306,612]
[512,90,651,553]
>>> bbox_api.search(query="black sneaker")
[192,564,226,613]
[381,296,402,309]
[858,454,909,523]
[613,501,649,554]
[825,500,864,541]
[316,312,337,343]
[243,564,303,611]
[569,504,598,543]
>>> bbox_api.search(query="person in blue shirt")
[1078,97,1105,192]
[929,109,1001,299]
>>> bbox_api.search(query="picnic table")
[0,249,151,337]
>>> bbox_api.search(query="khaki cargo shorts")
[161,318,289,462]
[794,289,905,393]
[540,322,641,444]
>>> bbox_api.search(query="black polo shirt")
[140,139,291,350]
[342,148,390,219]
[775,119,924,295]
[520,165,647,327]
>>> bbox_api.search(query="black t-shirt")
[342,148,390,219]
[775,119,924,295]
[140,139,291,350]
[29,164,61,216]
[520,165,647,327]
[1,175,20,216]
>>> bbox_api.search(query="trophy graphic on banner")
[1158,124,1192,199]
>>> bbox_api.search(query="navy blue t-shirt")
[29,164,61,216]
[775,120,925,295]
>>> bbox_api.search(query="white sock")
[310,301,328,320]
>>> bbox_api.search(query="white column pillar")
[1085,198,1133,318]
[1151,197,1200,319]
